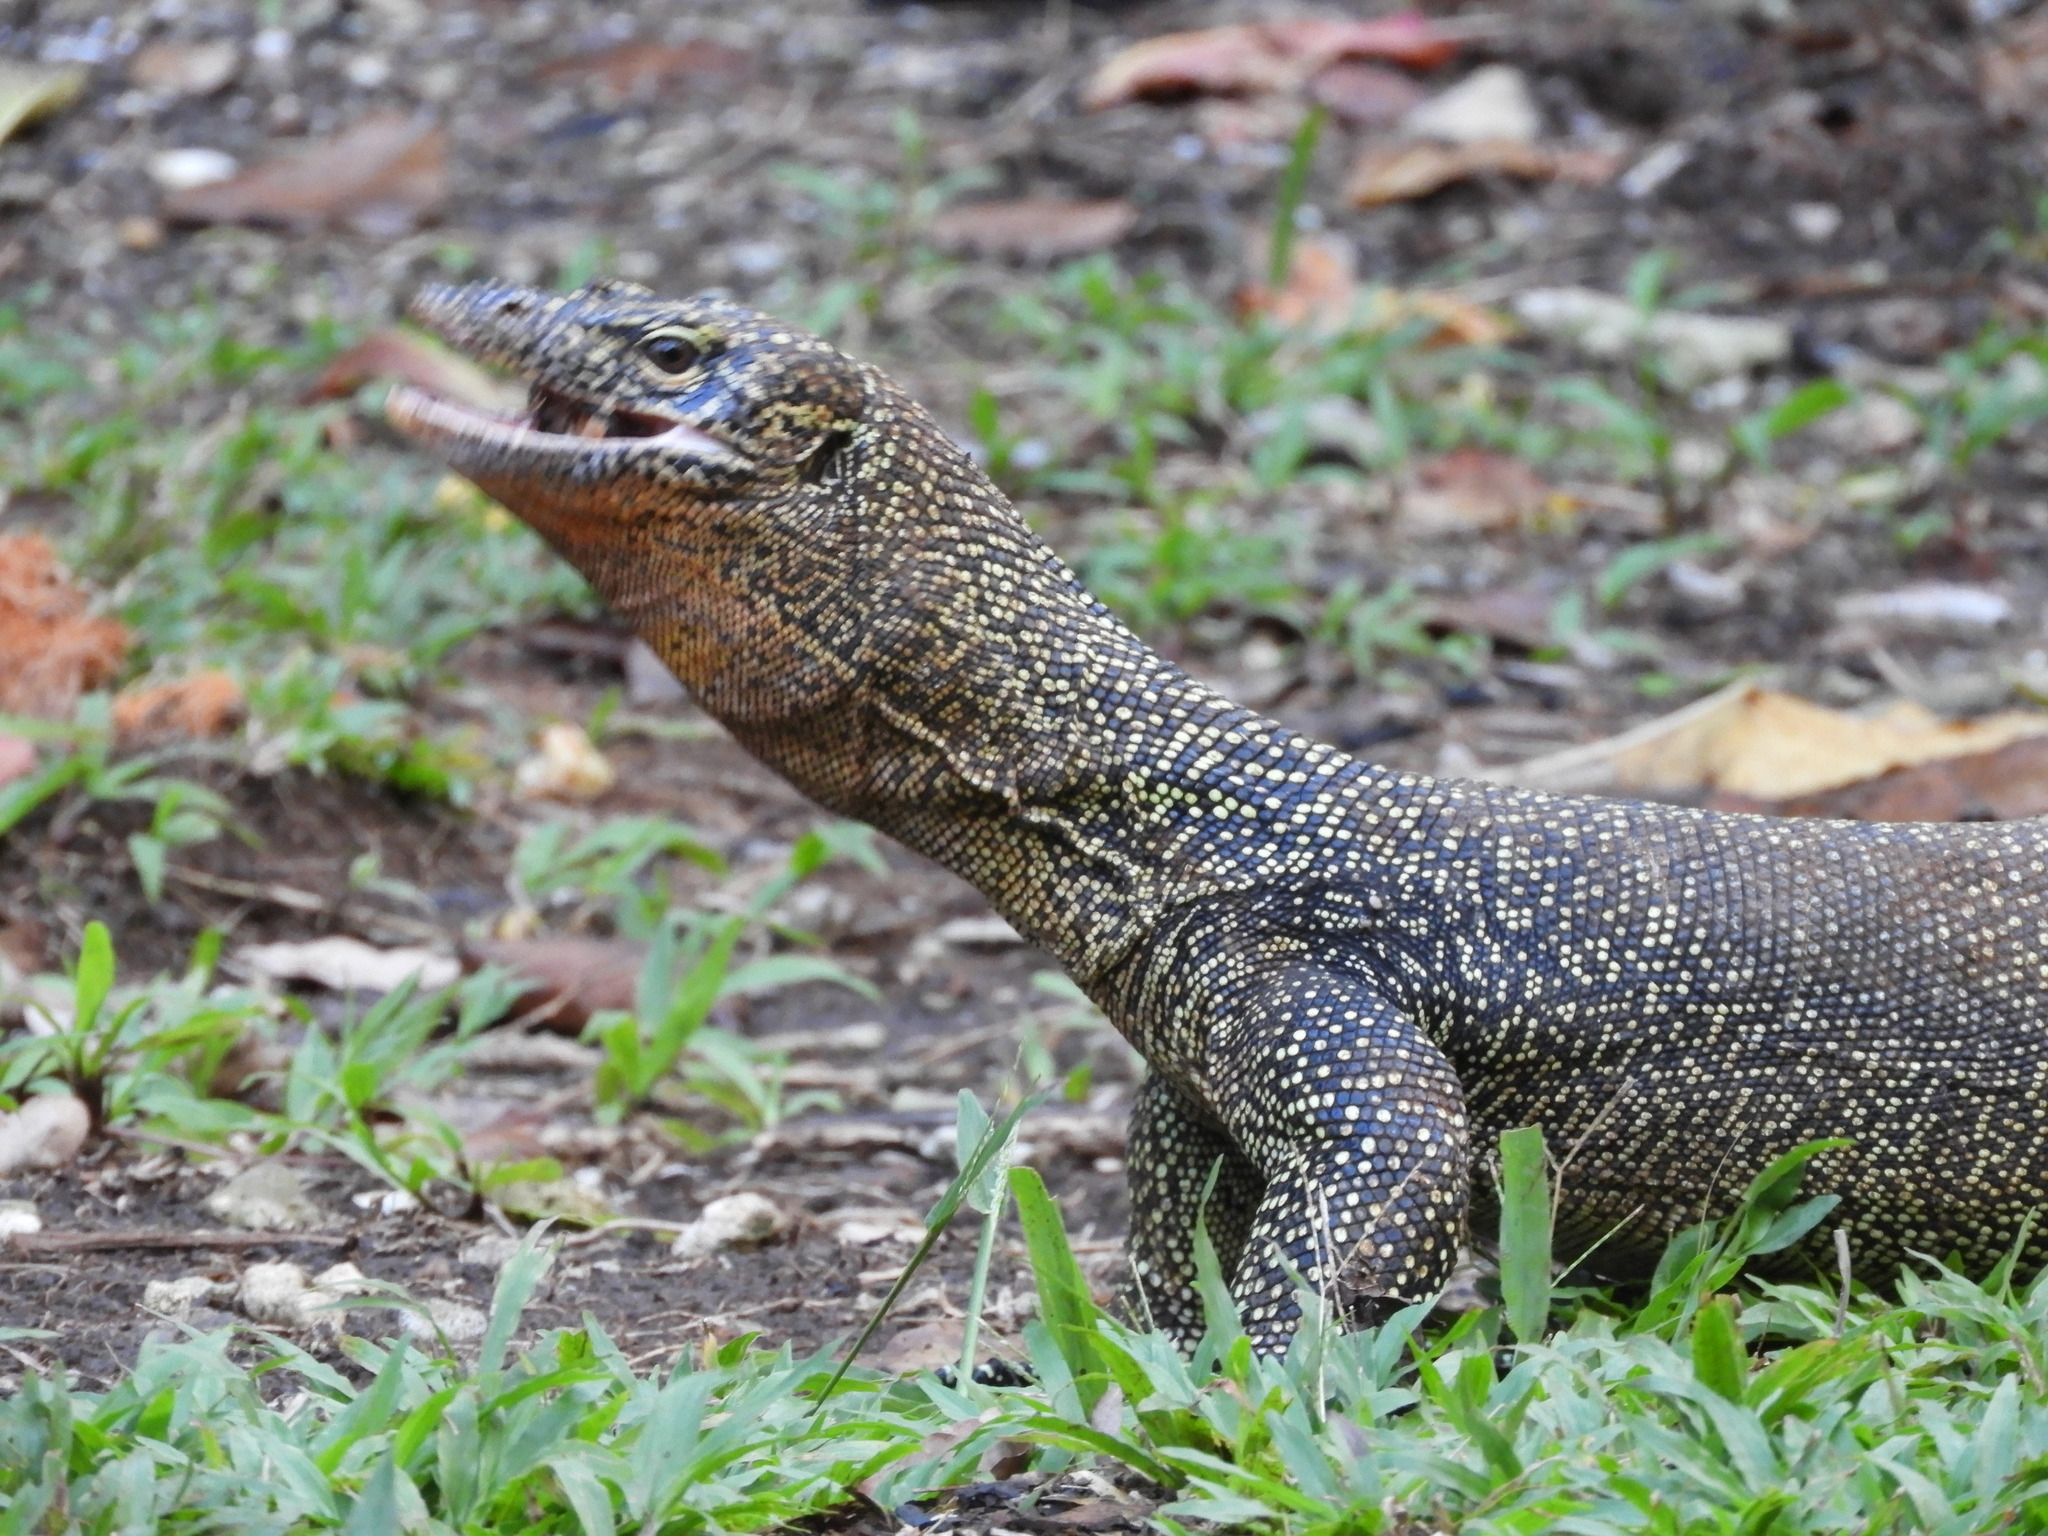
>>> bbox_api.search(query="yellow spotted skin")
[400,281,2048,1355]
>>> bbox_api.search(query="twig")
[165,865,328,914]
[3,1228,352,1255]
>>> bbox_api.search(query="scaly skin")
[389,280,2048,1353]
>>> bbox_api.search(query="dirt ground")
[6,0,2048,1391]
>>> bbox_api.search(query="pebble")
[147,147,238,191]
[670,1191,789,1261]
[0,1094,89,1175]
[0,1200,41,1237]
[403,1297,489,1346]
[1835,583,2012,637]
[204,1160,323,1231]
[1403,64,1541,145]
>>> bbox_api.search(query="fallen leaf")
[1399,449,1558,533]
[926,197,1138,261]
[0,1093,89,1175]
[1731,735,2048,822]
[536,38,748,103]
[1195,94,1308,149]
[1427,587,1557,650]
[0,735,33,790]
[458,1104,553,1164]
[491,1177,612,1226]
[1308,60,1426,126]
[162,111,449,238]
[128,38,240,97]
[1502,679,2048,800]
[1083,12,1458,110]
[1362,287,1516,347]
[1980,13,2048,126]
[1237,233,1357,330]
[306,328,524,411]
[0,62,84,148]
[238,936,462,995]
[875,1318,965,1374]
[514,722,616,802]
[113,671,245,741]
[462,935,644,1031]
[0,535,129,719]
[1345,137,1563,206]
[1402,63,1541,144]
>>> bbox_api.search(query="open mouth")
[385,376,749,468]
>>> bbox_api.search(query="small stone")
[1788,202,1842,244]
[204,1160,323,1231]
[1835,583,2011,637]
[147,147,238,191]
[403,1297,488,1345]
[238,1260,315,1326]
[0,1094,90,1175]
[669,1191,789,1260]
[932,914,1025,949]
[457,1232,524,1269]
[128,38,240,97]
[117,215,165,250]
[1403,64,1541,144]
[0,1200,41,1237]
[142,1274,229,1319]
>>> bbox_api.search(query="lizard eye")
[639,328,700,374]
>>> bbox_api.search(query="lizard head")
[385,279,888,723]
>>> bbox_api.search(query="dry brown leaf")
[1364,287,1515,347]
[926,197,1138,261]
[1083,12,1458,110]
[0,535,129,719]
[1427,587,1556,651]
[513,722,616,802]
[0,62,85,148]
[1505,680,2048,801]
[113,672,245,741]
[535,38,748,103]
[1730,735,2048,823]
[1345,137,1559,206]
[875,1319,966,1374]
[305,328,523,411]
[162,111,448,237]
[462,936,645,1032]
[1237,234,1357,330]
[1309,60,1427,126]
[1399,449,1558,533]
[128,39,240,97]
[1980,14,2048,126]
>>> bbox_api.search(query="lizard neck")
[719,547,1368,995]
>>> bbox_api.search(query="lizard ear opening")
[799,429,852,485]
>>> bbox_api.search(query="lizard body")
[390,280,2048,1352]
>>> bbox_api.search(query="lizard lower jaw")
[384,383,752,471]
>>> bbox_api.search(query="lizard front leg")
[1214,962,1470,1354]
[1125,1070,1264,1350]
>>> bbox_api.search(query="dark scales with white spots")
[389,279,2048,1354]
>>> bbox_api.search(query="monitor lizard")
[388,279,2048,1354]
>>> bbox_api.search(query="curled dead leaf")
[0,534,129,719]
[162,111,449,238]
[1503,680,2048,801]
[1399,449,1559,534]
[926,197,1138,261]
[307,328,524,413]
[1345,137,1612,207]
[113,671,245,742]
[461,935,645,1032]
[0,62,85,148]
[1084,12,1458,110]
[1309,60,1427,126]
[536,38,748,103]
[1237,234,1357,330]
[514,722,616,802]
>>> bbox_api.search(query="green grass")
[9,1118,2048,1532]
